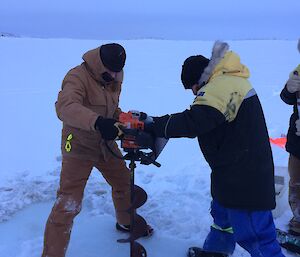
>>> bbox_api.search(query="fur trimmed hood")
[209,51,250,81]
[199,41,250,85]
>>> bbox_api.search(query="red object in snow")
[269,137,287,149]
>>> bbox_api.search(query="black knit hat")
[100,43,126,72]
[181,55,210,89]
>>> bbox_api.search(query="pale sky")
[0,0,299,40]
[1,0,298,15]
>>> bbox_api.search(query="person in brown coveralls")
[42,43,152,257]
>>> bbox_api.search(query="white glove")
[296,119,300,136]
[286,74,300,93]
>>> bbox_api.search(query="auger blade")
[128,185,147,211]
[117,214,148,243]
[131,214,148,240]
[131,241,147,257]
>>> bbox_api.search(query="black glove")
[144,115,171,138]
[135,131,154,149]
[139,112,149,121]
[144,121,155,134]
[95,117,121,140]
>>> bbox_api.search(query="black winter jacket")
[280,86,300,159]
[150,53,275,210]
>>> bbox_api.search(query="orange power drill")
[119,111,153,151]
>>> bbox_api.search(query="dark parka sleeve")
[279,65,300,159]
[280,85,297,105]
[281,65,300,105]
[151,105,226,139]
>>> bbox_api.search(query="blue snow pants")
[203,200,285,257]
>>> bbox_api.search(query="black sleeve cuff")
[152,115,171,138]
[280,85,297,105]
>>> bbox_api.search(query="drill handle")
[140,152,161,167]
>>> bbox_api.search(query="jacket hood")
[82,47,106,82]
[82,47,124,87]
[199,41,250,85]
[209,51,250,81]
[290,64,300,77]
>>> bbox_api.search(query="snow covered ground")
[0,37,299,256]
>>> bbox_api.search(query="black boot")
[187,247,228,257]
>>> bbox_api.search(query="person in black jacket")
[145,42,284,257]
[280,64,300,235]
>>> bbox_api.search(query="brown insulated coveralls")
[42,47,130,257]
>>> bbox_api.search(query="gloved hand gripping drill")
[95,111,160,166]
[119,111,154,150]
[94,117,124,140]
[119,111,161,166]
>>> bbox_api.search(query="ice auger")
[105,111,167,256]
[116,111,165,257]
[117,149,160,257]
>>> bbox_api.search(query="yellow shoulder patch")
[193,75,252,122]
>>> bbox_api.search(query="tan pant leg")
[42,157,93,257]
[95,148,131,225]
[288,154,300,223]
